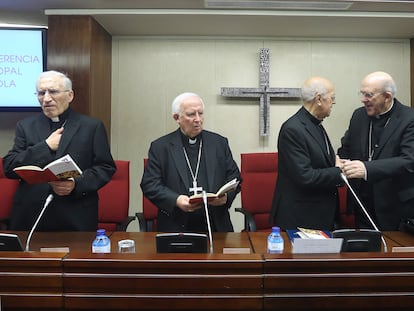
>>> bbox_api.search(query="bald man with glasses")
[338,71,414,231]
[269,76,344,231]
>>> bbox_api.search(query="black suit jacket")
[3,109,116,231]
[270,107,343,231]
[141,129,241,232]
[338,99,414,230]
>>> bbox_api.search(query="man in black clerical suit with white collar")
[339,71,414,230]
[269,76,344,231]
[141,92,241,232]
[3,70,115,231]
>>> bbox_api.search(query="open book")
[13,154,82,184]
[189,178,239,204]
[296,227,331,239]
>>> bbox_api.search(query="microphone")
[202,190,214,254]
[340,173,387,252]
[25,194,53,252]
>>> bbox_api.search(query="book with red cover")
[189,178,239,204]
[13,154,82,184]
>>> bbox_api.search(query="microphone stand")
[202,191,214,254]
[340,173,387,252]
[25,194,53,252]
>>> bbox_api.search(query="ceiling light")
[0,23,47,28]
[205,0,353,10]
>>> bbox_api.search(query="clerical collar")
[303,107,322,125]
[179,130,202,146]
[50,108,71,123]
[373,100,394,120]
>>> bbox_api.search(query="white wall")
[109,37,410,232]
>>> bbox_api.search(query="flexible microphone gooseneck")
[340,173,388,252]
[25,194,54,252]
[202,190,214,254]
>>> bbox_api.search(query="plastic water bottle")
[267,226,284,254]
[92,229,111,253]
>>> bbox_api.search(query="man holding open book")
[3,70,116,231]
[141,92,241,232]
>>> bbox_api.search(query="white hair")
[171,92,204,115]
[37,70,72,90]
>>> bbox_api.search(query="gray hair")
[301,80,329,103]
[380,77,397,97]
[37,70,72,90]
[171,92,204,115]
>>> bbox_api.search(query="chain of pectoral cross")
[183,140,203,195]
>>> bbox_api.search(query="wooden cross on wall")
[221,48,301,136]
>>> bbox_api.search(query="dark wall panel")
[47,15,112,136]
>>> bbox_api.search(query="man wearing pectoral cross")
[141,92,241,232]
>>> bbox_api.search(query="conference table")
[1,231,414,311]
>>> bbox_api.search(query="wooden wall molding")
[411,38,414,108]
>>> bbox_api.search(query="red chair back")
[338,184,355,228]
[140,158,158,231]
[0,157,19,229]
[240,152,278,231]
[98,160,134,231]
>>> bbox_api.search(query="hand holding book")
[189,178,239,204]
[13,154,82,185]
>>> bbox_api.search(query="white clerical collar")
[51,116,60,122]
[180,129,200,145]
[375,100,394,119]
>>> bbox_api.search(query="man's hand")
[209,193,227,206]
[335,155,342,168]
[49,179,75,196]
[45,127,64,151]
[342,160,367,179]
[176,193,228,212]
[176,195,202,213]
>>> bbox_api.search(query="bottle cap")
[97,229,106,235]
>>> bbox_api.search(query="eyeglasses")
[35,89,70,97]
[359,91,383,99]
[321,94,335,102]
